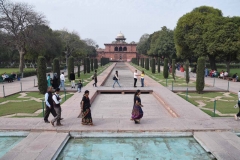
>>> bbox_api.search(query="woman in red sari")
[131,90,144,124]
[81,90,93,125]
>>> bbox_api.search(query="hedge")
[163,58,169,79]
[67,56,74,81]
[151,59,155,73]
[196,57,205,93]
[172,59,176,81]
[37,56,47,94]
[185,59,189,84]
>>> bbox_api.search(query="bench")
[0,77,5,83]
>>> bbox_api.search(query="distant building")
[97,32,138,62]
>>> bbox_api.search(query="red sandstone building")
[97,32,137,62]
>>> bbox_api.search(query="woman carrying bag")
[112,70,121,88]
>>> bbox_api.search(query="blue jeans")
[141,78,144,87]
[113,80,121,87]
[77,87,81,93]
[59,80,65,90]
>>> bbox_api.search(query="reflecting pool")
[57,137,213,160]
[0,137,24,158]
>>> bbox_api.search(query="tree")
[157,57,160,73]
[196,57,205,93]
[155,26,176,60]
[185,60,190,84]
[151,58,156,73]
[163,58,169,79]
[0,0,47,74]
[77,64,80,78]
[174,6,223,69]
[67,56,74,81]
[83,58,86,74]
[55,30,85,66]
[86,58,90,73]
[37,56,47,94]
[172,59,176,81]
[94,59,98,69]
[91,58,94,71]
[137,34,150,55]
[53,58,60,83]
[145,58,149,70]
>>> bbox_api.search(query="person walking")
[92,70,98,87]
[76,80,83,93]
[47,74,51,87]
[70,71,75,88]
[51,88,63,126]
[59,72,65,90]
[113,71,121,88]
[133,70,139,87]
[52,73,59,90]
[234,90,240,121]
[44,87,57,123]
[131,90,144,124]
[81,90,93,125]
[141,71,145,87]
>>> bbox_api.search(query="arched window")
[119,47,123,51]
[114,47,118,51]
[123,47,127,51]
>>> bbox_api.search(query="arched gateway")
[97,32,137,62]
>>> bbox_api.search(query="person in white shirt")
[224,71,228,77]
[51,88,63,126]
[234,90,240,120]
[134,70,139,87]
[59,72,65,90]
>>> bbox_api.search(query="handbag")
[113,76,116,80]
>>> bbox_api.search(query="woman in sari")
[131,90,144,124]
[81,90,93,125]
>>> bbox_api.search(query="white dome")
[117,32,124,38]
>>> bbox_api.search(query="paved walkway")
[1,62,240,159]
[0,66,82,97]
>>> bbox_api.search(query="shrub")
[151,58,156,73]
[94,59,98,69]
[84,58,86,74]
[67,56,74,81]
[163,58,169,79]
[91,59,94,71]
[86,58,90,73]
[172,59,176,81]
[145,58,149,70]
[185,59,189,84]
[158,57,160,73]
[37,56,47,94]
[77,64,80,78]
[196,57,205,93]
[53,58,60,83]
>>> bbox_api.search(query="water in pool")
[0,137,24,158]
[57,137,213,160]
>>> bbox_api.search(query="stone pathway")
[0,62,240,159]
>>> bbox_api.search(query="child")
[76,80,83,93]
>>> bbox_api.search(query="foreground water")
[57,137,213,160]
[0,137,24,158]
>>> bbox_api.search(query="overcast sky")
[11,0,240,48]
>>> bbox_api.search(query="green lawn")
[0,68,35,75]
[177,92,239,117]
[0,92,73,117]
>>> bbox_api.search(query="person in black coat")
[52,73,59,90]
[70,71,75,88]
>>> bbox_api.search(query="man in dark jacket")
[70,71,75,88]
[44,87,57,123]
[92,70,97,87]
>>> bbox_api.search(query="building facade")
[97,32,137,62]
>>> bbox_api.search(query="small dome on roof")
[117,32,124,38]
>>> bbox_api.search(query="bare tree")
[84,38,97,47]
[56,29,84,66]
[0,0,47,73]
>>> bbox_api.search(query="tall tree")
[137,34,150,55]
[174,6,223,69]
[0,0,47,74]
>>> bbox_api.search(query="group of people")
[1,72,16,82]
[46,72,83,92]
